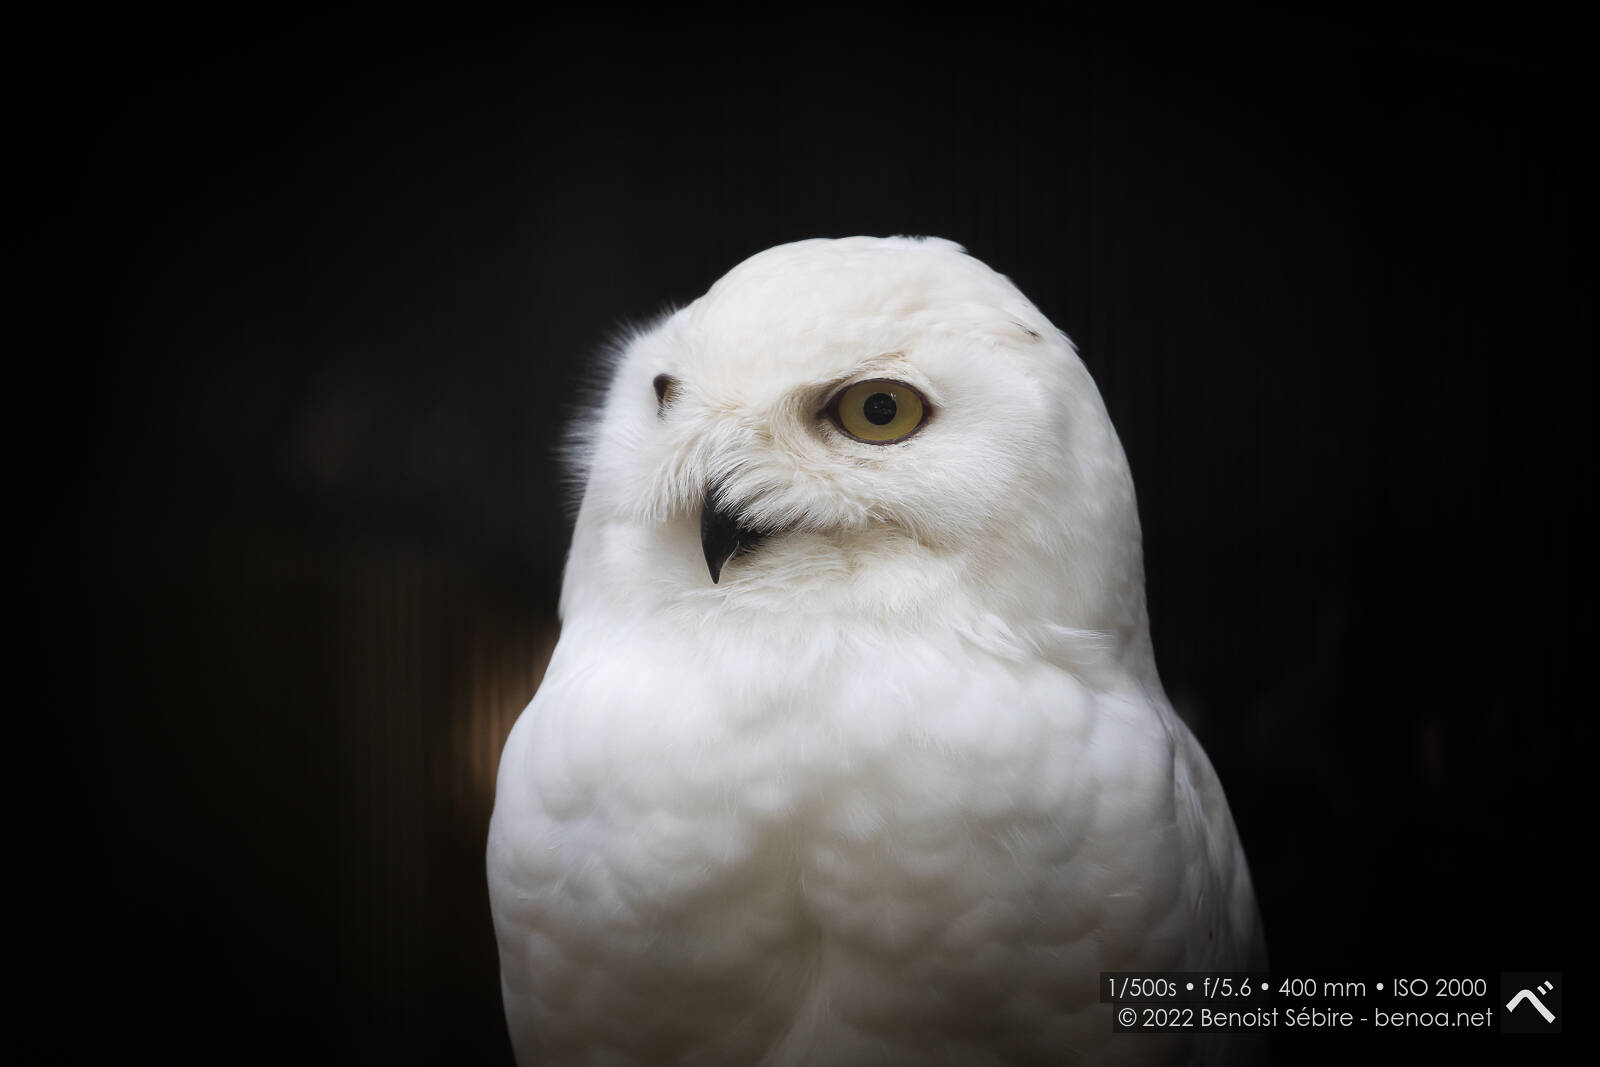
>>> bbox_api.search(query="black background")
[68,13,1581,1065]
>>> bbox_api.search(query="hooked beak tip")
[700,486,767,584]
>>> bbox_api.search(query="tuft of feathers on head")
[559,305,680,521]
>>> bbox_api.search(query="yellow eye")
[831,379,928,444]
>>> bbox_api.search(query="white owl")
[488,236,1266,1065]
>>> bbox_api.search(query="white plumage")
[488,236,1265,1065]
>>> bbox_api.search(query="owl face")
[569,237,1141,645]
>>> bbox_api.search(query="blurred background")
[69,12,1581,1065]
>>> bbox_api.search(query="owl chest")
[497,634,1194,1061]
[529,635,1171,956]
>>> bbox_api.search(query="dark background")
[68,13,1582,1065]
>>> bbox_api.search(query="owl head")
[563,237,1152,674]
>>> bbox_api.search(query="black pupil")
[862,392,897,425]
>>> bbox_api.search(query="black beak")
[700,487,768,583]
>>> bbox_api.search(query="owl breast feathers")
[488,237,1266,1066]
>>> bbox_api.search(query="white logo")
[1505,980,1556,1024]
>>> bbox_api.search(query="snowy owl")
[488,236,1266,1065]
